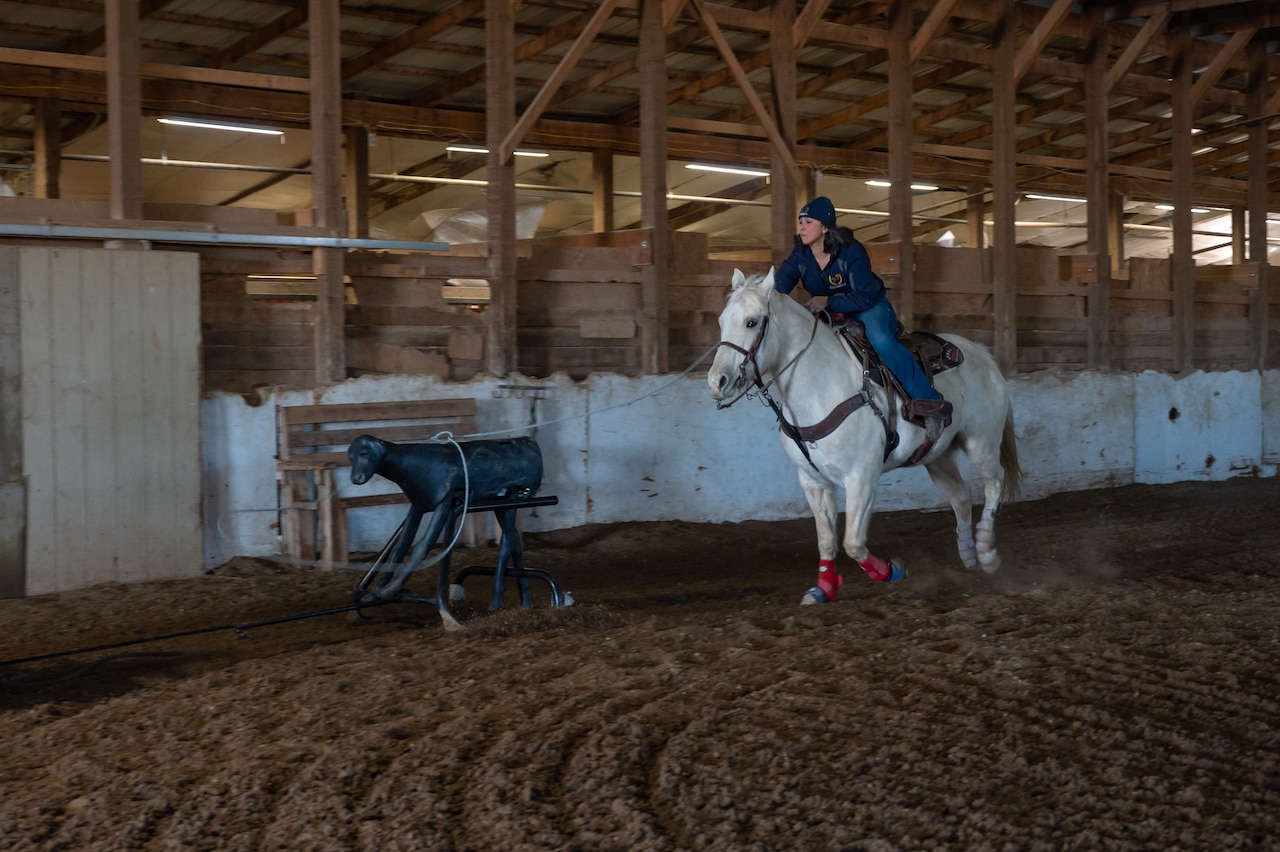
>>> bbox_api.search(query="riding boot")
[905,398,953,442]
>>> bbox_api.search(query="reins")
[715,303,897,470]
[713,311,825,471]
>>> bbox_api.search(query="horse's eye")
[746,319,758,329]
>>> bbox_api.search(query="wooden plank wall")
[197,240,1276,394]
[517,242,644,377]
[5,247,203,596]
[907,245,1276,373]
[346,254,488,382]
[200,250,489,394]
[1112,257,1266,372]
[514,230,754,378]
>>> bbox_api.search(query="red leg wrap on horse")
[817,559,843,600]
[858,553,893,582]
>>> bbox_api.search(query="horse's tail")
[1000,403,1022,501]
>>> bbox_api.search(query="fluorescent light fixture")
[158,117,283,136]
[686,163,770,178]
[246,274,317,280]
[865,179,939,191]
[445,144,549,157]
[1155,204,1211,213]
[1024,193,1087,203]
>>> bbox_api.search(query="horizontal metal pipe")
[0,222,447,251]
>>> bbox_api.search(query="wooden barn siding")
[198,240,1277,394]
[1113,257,1263,372]
[907,246,1274,374]
[2,247,203,596]
[200,251,489,394]
[515,231,748,379]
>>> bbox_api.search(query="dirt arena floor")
[1,476,1278,851]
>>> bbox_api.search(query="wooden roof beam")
[1012,0,1075,82]
[343,0,483,80]
[910,0,963,64]
[499,0,622,162]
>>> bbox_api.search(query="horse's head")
[708,267,776,404]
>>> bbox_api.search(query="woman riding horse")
[773,196,952,442]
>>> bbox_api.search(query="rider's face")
[797,216,827,248]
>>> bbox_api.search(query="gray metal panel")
[17,247,204,595]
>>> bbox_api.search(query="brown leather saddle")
[832,317,964,412]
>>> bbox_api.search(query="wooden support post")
[593,148,615,233]
[310,0,346,384]
[1169,15,1195,374]
[1084,0,1111,370]
[990,0,1018,374]
[770,0,798,271]
[105,0,143,221]
[344,126,370,240]
[1247,37,1271,371]
[966,180,985,250]
[0,250,25,598]
[486,0,518,376]
[1231,207,1247,263]
[638,0,670,374]
[1109,193,1126,275]
[887,0,915,326]
[33,99,61,199]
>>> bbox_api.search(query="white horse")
[708,268,1020,605]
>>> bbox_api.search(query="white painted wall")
[200,369,1280,569]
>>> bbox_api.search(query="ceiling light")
[686,163,770,177]
[1155,204,1211,214]
[1024,193,1087,203]
[865,179,939,191]
[158,117,283,136]
[445,144,549,157]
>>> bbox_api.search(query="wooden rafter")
[499,0,622,162]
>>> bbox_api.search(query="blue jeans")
[855,298,940,401]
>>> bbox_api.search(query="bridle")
[714,308,826,469]
[714,311,821,410]
[714,303,897,470]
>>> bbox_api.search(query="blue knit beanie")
[798,196,837,227]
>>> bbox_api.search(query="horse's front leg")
[841,465,905,585]
[798,472,842,606]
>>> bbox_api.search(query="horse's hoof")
[800,586,831,605]
[887,559,907,583]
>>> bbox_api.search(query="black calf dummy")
[349,434,544,618]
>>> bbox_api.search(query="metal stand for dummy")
[354,494,565,620]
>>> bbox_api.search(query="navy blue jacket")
[774,239,886,315]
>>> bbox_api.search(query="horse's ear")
[730,268,746,291]
[757,266,776,295]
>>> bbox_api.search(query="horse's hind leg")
[924,450,978,571]
[963,443,1007,573]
